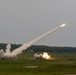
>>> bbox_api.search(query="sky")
[0,0,76,47]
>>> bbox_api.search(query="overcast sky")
[0,0,76,47]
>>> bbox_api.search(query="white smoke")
[0,49,4,59]
[34,54,42,59]
[0,44,17,59]
[4,44,11,58]
[34,52,52,60]
[0,24,65,59]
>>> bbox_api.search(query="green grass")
[0,52,76,75]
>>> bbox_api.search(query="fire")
[42,52,51,59]
[60,24,66,27]
[34,52,54,60]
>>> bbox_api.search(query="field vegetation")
[0,52,76,75]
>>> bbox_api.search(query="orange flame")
[42,52,51,60]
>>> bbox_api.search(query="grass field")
[0,52,76,75]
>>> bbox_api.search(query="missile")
[60,24,66,27]
[27,23,66,44]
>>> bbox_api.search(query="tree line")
[0,43,76,53]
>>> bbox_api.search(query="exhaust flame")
[42,52,51,59]
[60,24,66,27]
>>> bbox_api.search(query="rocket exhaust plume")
[0,24,66,59]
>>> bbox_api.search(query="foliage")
[0,53,76,75]
[0,43,76,53]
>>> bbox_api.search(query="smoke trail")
[0,24,65,59]
[11,24,65,56]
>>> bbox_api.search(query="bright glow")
[42,52,51,59]
[60,24,66,27]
